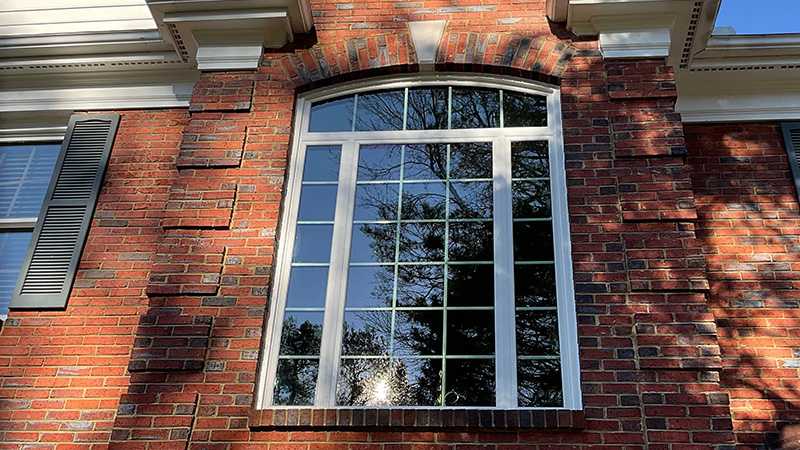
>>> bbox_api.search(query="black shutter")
[782,123,800,202]
[11,114,119,309]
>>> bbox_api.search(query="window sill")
[249,408,585,431]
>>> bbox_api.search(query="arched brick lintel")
[264,31,576,91]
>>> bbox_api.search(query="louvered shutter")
[782,123,800,203]
[11,114,119,309]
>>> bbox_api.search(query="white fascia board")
[677,69,800,123]
[599,28,671,58]
[691,34,800,69]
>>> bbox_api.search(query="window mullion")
[315,140,359,406]
[492,136,518,408]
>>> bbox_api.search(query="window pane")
[394,310,443,356]
[449,181,492,219]
[355,90,404,131]
[407,87,448,130]
[286,266,329,308]
[394,358,442,406]
[293,224,333,263]
[403,144,447,180]
[309,96,354,132]
[0,144,59,218]
[444,359,495,406]
[351,223,397,263]
[513,221,553,261]
[446,310,494,355]
[451,88,500,129]
[397,264,444,307]
[354,184,399,221]
[517,359,563,407]
[342,311,391,356]
[346,266,394,308]
[515,311,559,356]
[504,91,547,127]
[337,358,442,406]
[273,359,318,405]
[303,145,341,181]
[401,182,446,220]
[450,142,492,179]
[298,184,338,221]
[447,265,493,307]
[280,311,324,355]
[0,231,32,307]
[514,264,556,307]
[358,144,401,181]
[399,222,445,262]
[512,180,551,218]
[449,222,493,261]
[511,141,549,179]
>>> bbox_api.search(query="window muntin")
[0,144,60,310]
[260,77,579,410]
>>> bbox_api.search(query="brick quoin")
[1,1,791,448]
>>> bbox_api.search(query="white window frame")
[255,73,581,410]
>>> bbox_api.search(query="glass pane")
[446,310,494,355]
[303,145,341,181]
[447,265,493,307]
[448,222,493,261]
[444,359,495,406]
[298,184,337,221]
[358,144,401,181]
[309,96,354,132]
[354,184,399,221]
[0,144,59,218]
[513,221,553,261]
[393,310,443,356]
[449,181,492,219]
[397,264,444,307]
[337,358,392,406]
[0,231,32,307]
[401,182,446,220]
[279,311,324,355]
[517,359,563,407]
[511,141,549,179]
[346,266,394,308]
[342,311,391,356]
[273,359,318,405]
[406,87,448,130]
[403,144,447,180]
[394,358,442,406]
[286,266,328,308]
[450,142,492,179]
[514,264,556,307]
[451,88,500,129]
[512,180,551,218]
[515,311,559,356]
[399,222,445,262]
[350,223,397,263]
[504,91,547,127]
[355,90,404,131]
[293,224,333,263]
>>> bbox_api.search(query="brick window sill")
[249,408,585,431]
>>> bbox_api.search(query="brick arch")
[265,31,576,89]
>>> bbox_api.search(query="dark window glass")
[346,266,394,308]
[447,264,494,307]
[280,311,324,355]
[393,310,444,356]
[401,182,446,220]
[444,359,495,406]
[451,88,500,129]
[449,221,493,261]
[503,90,547,127]
[511,141,549,179]
[285,267,329,308]
[512,180,551,219]
[336,358,443,407]
[515,311,559,356]
[446,310,494,355]
[517,359,563,407]
[357,145,402,181]
[397,264,444,307]
[449,181,492,219]
[0,144,59,218]
[309,96,354,132]
[354,184,399,221]
[403,144,447,180]
[514,264,556,307]
[355,90,405,131]
[274,359,318,405]
[399,222,445,262]
[407,87,448,130]
[0,231,32,307]
[303,145,341,181]
[450,142,492,179]
[342,311,391,356]
[513,221,553,261]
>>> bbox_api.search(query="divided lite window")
[257,76,580,410]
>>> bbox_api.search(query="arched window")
[256,75,580,410]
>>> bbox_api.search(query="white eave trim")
[599,28,671,58]
[0,83,194,113]
[0,127,67,143]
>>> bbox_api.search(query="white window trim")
[255,73,581,411]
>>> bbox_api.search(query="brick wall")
[0,1,755,448]
[687,123,800,450]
